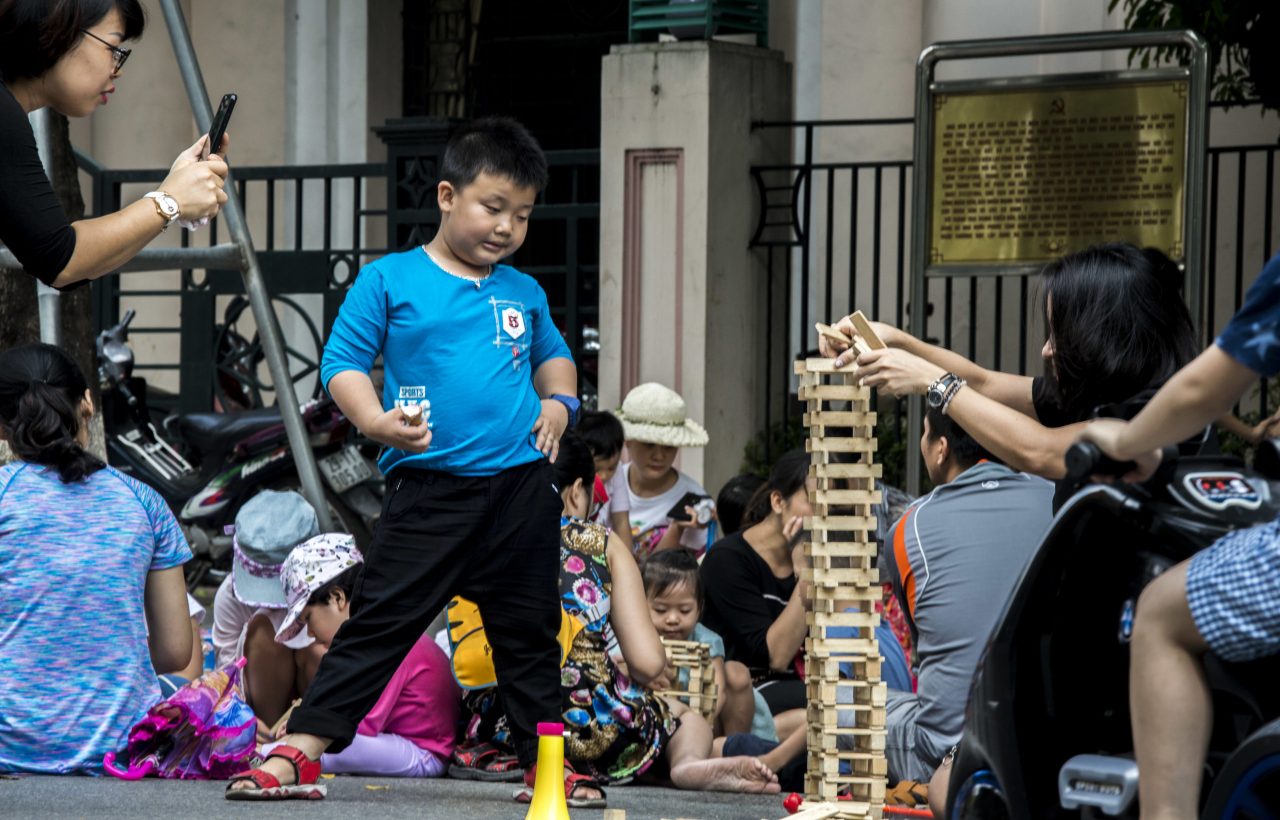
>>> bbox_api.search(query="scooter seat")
[178,408,283,456]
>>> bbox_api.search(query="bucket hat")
[275,533,363,643]
[230,490,320,609]
[614,382,709,448]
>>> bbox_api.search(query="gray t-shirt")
[884,461,1054,770]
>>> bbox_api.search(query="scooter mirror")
[104,340,132,365]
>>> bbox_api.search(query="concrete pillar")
[600,41,792,492]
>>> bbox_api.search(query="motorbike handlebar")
[1064,441,1136,483]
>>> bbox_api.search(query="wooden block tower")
[795,335,888,819]
[658,638,719,721]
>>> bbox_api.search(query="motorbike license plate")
[318,445,374,495]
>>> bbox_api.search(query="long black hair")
[1039,243,1198,422]
[0,343,103,482]
[0,0,145,82]
[740,449,810,529]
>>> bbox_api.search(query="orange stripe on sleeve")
[893,507,918,619]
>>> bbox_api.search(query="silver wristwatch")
[143,191,180,230]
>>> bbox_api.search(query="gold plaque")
[930,79,1188,265]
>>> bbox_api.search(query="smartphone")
[202,93,237,160]
[665,491,713,523]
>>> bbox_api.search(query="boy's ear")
[437,180,456,212]
[332,587,350,611]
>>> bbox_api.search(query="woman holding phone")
[0,0,229,290]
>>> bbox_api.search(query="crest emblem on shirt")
[501,307,526,339]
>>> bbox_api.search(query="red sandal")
[513,762,607,809]
[225,745,326,801]
[449,740,523,782]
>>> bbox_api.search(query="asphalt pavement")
[0,773,788,820]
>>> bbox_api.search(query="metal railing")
[82,148,601,413]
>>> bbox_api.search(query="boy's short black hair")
[641,549,703,611]
[715,473,765,536]
[441,116,549,193]
[306,565,362,607]
[924,406,997,470]
[575,409,624,460]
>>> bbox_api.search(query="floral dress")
[462,517,677,783]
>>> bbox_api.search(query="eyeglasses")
[81,29,131,74]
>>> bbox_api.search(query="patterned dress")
[463,517,677,783]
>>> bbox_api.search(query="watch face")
[927,387,943,408]
[159,195,180,217]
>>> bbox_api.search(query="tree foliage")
[1110,0,1279,113]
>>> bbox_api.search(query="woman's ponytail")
[0,344,103,483]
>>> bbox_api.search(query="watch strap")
[550,393,580,427]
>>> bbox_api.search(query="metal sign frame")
[904,29,1209,495]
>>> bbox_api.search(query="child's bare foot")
[669,755,781,793]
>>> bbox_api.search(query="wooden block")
[848,310,887,350]
[806,637,881,656]
[806,438,877,454]
[807,610,880,629]
[796,356,861,375]
[812,462,883,480]
[811,488,882,505]
[803,410,877,428]
[806,514,877,531]
[798,383,871,401]
[602,811,627,820]
[806,539,877,555]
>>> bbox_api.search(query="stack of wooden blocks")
[657,638,718,721]
[794,312,889,820]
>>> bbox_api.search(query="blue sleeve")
[140,481,192,570]
[527,282,572,370]
[1216,254,1280,377]
[321,263,389,392]
[695,623,726,659]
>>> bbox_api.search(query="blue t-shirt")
[1217,253,1280,377]
[321,248,573,476]
[0,463,192,774]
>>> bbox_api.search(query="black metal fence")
[750,105,1280,443]
[82,146,600,414]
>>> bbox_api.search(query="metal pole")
[158,0,334,529]
[28,109,62,347]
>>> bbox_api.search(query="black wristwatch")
[551,393,581,427]
[927,372,960,409]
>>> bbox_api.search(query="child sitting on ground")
[263,533,459,778]
[615,382,712,556]
[210,490,322,741]
[641,549,777,743]
[576,408,633,549]
[458,433,780,807]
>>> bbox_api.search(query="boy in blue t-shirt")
[228,117,579,801]
[1080,252,1280,819]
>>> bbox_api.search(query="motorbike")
[945,432,1280,818]
[97,309,383,590]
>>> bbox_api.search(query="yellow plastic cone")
[524,721,571,820]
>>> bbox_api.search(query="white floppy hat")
[275,533,363,643]
[615,382,709,448]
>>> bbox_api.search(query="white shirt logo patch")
[501,307,526,339]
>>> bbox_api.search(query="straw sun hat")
[615,382,709,448]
